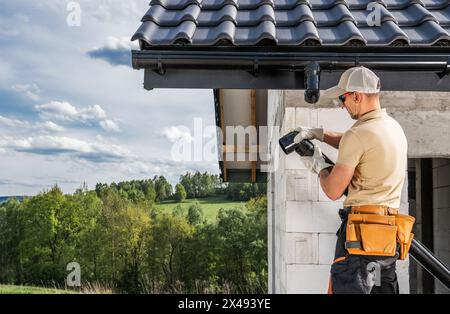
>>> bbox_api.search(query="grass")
[0,282,113,294]
[155,195,246,222]
[0,284,78,294]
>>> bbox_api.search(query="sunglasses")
[338,92,354,106]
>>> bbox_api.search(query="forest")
[0,172,267,293]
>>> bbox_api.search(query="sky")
[0,0,220,196]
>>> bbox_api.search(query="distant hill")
[0,196,26,204]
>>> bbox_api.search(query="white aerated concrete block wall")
[268,91,411,294]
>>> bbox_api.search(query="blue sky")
[0,0,219,196]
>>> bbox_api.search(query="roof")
[130,1,450,91]
[132,0,450,47]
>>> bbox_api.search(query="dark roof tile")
[358,20,409,45]
[402,20,450,45]
[201,0,239,10]
[421,0,450,9]
[131,20,197,45]
[236,4,276,26]
[309,0,348,10]
[192,20,236,44]
[430,5,450,26]
[142,4,201,25]
[274,0,311,10]
[274,4,314,26]
[133,0,450,47]
[234,20,277,44]
[197,5,237,26]
[318,21,366,45]
[312,4,355,27]
[390,4,437,26]
[276,20,321,44]
[149,0,202,10]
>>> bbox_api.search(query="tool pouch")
[345,212,415,258]
[395,214,415,260]
[346,214,398,256]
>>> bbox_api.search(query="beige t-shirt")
[337,108,407,208]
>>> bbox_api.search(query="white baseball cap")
[321,66,381,99]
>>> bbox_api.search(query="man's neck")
[359,102,381,117]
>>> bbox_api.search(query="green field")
[155,195,246,222]
[0,285,77,294]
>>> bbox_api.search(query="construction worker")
[294,66,408,294]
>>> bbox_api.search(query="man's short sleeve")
[337,130,364,168]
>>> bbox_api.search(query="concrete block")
[286,264,331,294]
[436,164,450,188]
[435,250,450,294]
[283,107,295,134]
[286,170,311,201]
[435,208,450,232]
[318,233,337,265]
[437,249,450,268]
[310,171,320,201]
[433,158,450,169]
[433,186,450,209]
[286,233,319,265]
[285,152,306,170]
[317,108,354,132]
[295,107,315,127]
[286,201,342,233]
[390,109,450,158]
[434,229,450,251]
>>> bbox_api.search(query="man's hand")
[301,146,332,175]
[293,126,324,143]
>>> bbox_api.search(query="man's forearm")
[323,131,344,149]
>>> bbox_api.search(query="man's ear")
[354,92,362,103]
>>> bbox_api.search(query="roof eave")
[132,47,450,91]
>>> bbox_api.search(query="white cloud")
[162,126,193,143]
[99,119,120,132]
[0,115,64,134]
[87,36,139,67]
[35,101,78,120]
[3,135,133,163]
[40,121,64,132]
[35,101,119,132]
[11,83,41,101]
[103,36,139,51]
[0,115,29,128]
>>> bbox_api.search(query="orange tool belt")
[345,205,415,260]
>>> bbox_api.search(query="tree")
[149,213,194,291]
[174,184,187,203]
[154,176,172,201]
[179,171,223,199]
[19,186,83,285]
[186,203,204,226]
[0,198,23,283]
